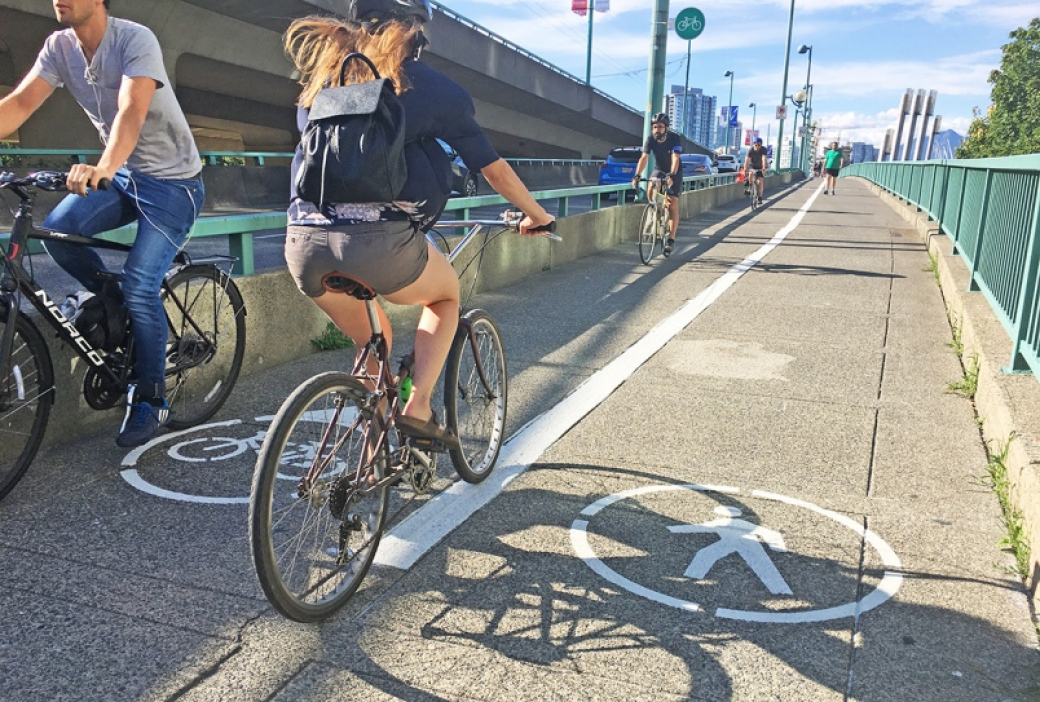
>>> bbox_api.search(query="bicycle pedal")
[406,436,449,453]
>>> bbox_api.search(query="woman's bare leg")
[384,240,460,423]
[311,292,393,381]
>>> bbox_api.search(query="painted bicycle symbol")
[676,15,702,32]
[118,408,362,504]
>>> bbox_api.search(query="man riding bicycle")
[743,137,768,201]
[631,113,681,256]
[0,0,204,447]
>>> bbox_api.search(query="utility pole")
[774,0,795,173]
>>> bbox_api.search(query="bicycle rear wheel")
[444,309,507,483]
[162,265,246,429]
[250,372,389,622]
[638,204,659,264]
[0,309,53,501]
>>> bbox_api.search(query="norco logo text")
[34,289,105,366]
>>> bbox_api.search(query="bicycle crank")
[407,446,437,494]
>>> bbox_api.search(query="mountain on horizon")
[896,129,964,160]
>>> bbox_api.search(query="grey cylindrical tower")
[902,90,924,160]
[926,115,943,160]
[890,89,912,163]
[914,90,937,160]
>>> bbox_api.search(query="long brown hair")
[285,16,419,108]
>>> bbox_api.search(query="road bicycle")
[249,212,558,622]
[745,168,764,210]
[0,171,247,501]
[638,175,672,264]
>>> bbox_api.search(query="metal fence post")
[1004,178,1040,372]
[951,167,969,254]
[228,232,255,277]
[967,169,993,292]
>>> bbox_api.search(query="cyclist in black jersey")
[631,113,681,255]
[743,137,769,201]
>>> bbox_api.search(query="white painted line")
[375,185,826,570]
[120,469,250,505]
[120,419,242,467]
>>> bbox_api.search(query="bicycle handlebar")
[0,170,111,193]
[433,211,561,241]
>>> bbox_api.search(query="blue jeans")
[43,169,205,398]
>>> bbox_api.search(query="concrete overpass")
[0,0,711,160]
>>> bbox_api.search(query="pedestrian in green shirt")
[824,142,843,195]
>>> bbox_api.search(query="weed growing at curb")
[979,434,1032,581]
[946,314,964,357]
[312,322,354,351]
[923,252,940,286]
[945,353,979,399]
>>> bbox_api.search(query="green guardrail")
[2,152,738,277]
[843,156,1040,380]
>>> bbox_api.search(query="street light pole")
[724,70,734,154]
[775,0,796,173]
[749,102,757,144]
[797,44,812,174]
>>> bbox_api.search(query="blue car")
[598,147,642,186]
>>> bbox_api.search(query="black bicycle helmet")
[342,0,433,24]
[652,112,670,127]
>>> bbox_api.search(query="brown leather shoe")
[396,412,461,452]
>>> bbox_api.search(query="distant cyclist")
[743,138,768,202]
[631,113,681,256]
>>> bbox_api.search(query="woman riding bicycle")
[283,0,553,448]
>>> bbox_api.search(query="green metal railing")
[2,147,737,276]
[843,156,1040,380]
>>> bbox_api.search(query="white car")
[715,154,739,173]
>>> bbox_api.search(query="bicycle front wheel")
[162,265,246,429]
[0,309,54,501]
[638,204,659,264]
[250,372,389,622]
[445,309,507,483]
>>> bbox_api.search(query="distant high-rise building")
[665,85,716,148]
[715,114,742,155]
[851,142,879,164]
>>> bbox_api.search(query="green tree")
[956,18,1040,158]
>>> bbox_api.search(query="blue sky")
[434,0,1037,152]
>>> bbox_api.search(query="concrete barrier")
[859,178,1040,606]
[32,172,797,448]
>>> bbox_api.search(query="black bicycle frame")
[0,192,131,388]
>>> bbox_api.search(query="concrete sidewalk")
[1,177,1037,700]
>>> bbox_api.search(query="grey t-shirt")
[30,17,201,180]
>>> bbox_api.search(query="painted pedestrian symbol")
[669,505,792,595]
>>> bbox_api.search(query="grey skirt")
[285,220,428,298]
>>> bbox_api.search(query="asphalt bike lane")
[1,179,1036,701]
[0,179,796,701]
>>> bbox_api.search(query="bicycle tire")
[638,203,659,264]
[444,309,507,484]
[250,372,389,622]
[162,265,246,429]
[0,308,54,501]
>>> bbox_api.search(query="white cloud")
[810,109,973,147]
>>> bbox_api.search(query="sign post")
[674,8,705,140]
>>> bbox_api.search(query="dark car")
[438,139,479,197]
[681,153,716,177]
[598,147,642,186]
